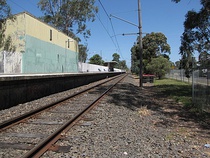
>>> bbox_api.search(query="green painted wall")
[22,35,78,73]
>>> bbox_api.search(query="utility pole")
[100,50,102,65]
[110,0,143,87]
[138,0,143,87]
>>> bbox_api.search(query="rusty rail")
[22,73,127,158]
[0,75,121,131]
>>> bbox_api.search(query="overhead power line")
[98,0,124,60]
[110,14,139,28]
[8,0,41,16]
[110,17,123,59]
[94,11,118,49]
[98,0,110,19]
[8,0,29,12]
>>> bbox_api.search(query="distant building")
[104,61,118,72]
[0,12,78,74]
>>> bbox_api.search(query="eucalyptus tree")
[112,53,120,63]
[172,0,209,54]
[172,0,209,9]
[0,0,15,52]
[171,0,180,2]
[111,53,128,69]
[131,32,171,74]
[198,51,210,69]
[89,54,104,65]
[119,60,128,70]
[38,0,98,40]
[112,53,120,68]
[180,6,209,55]
[131,44,139,74]
[78,44,88,63]
[178,0,209,76]
[142,32,171,62]
[146,56,171,79]
[0,0,11,20]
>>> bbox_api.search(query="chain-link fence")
[166,69,210,111]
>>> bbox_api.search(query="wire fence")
[166,69,210,111]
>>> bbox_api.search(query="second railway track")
[0,73,127,158]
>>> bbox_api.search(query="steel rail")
[22,74,127,158]
[0,74,123,131]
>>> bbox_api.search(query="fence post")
[192,57,195,105]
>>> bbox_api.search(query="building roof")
[13,12,76,42]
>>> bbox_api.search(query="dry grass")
[138,106,151,116]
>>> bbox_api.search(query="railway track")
[0,73,127,158]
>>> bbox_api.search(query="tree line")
[131,0,209,79]
[179,0,209,78]
[0,0,209,75]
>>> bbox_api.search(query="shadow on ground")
[107,78,210,137]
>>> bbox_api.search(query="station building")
[0,12,78,74]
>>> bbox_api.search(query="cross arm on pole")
[110,14,139,28]
[110,0,143,87]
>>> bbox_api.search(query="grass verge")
[154,78,192,108]
[154,78,210,120]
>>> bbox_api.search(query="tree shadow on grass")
[156,84,192,98]
[107,79,210,138]
[155,84,210,127]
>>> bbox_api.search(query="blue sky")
[8,0,202,68]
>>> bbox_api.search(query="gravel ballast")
[1,74,210,157]
[43,75,210,157]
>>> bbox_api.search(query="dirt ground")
[135,77,210,157]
